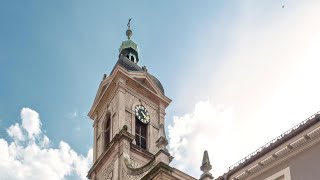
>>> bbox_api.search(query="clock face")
[135,105,150,124]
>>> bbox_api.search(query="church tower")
[87,20,190,180]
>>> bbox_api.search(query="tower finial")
[119,18,139,63]
[127,18,132,29]
[126,18,132,39]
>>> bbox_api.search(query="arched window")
[105,116,111,148]
[135,118,147,150]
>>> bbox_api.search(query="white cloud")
[168,100,234,178]
[21,108,41,138]
[68,110,78,119]
[0,108,92,180]
[172,1,320,178]
[7,123,24,141]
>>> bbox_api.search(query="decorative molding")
[264,167,291,180]
[96,159,115,180]
[88,131,133,177]
[122,155,156,180]
[125,110,132,133]
[122,169,144,180]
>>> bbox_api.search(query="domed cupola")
[119,19,139,64]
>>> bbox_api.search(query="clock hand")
[141,111,149,120]
[141,111,147,118]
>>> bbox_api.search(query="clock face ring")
[135,105,150,124]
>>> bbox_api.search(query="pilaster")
[117,77,127,135]
[93,114,98,162]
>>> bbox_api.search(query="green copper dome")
[119,39,139,53]
[118,19,139,63]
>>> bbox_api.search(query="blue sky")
[0,0,222,150]
[1,1,320,179]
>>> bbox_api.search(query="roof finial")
[127,18,131,29]
[126,18,132,39]
[200,150,213,180]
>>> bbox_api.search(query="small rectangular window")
[135,118,147,150]
[105,117,111,148]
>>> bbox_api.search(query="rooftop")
[111,55,165,94]
[216,111,320,179]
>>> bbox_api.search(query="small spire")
[201,150,212,172]
[200,150,213,180]
[126,18,132,39]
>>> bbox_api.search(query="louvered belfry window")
[135,118,147,150]
[105,117,111,148]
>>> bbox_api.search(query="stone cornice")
[154,149,174,162]
[88,65,171,120]
[140,162,175,180]
[131,143,155,159]
[87,128,134,178]
[123,153,156,176]
[121,143,174,177]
